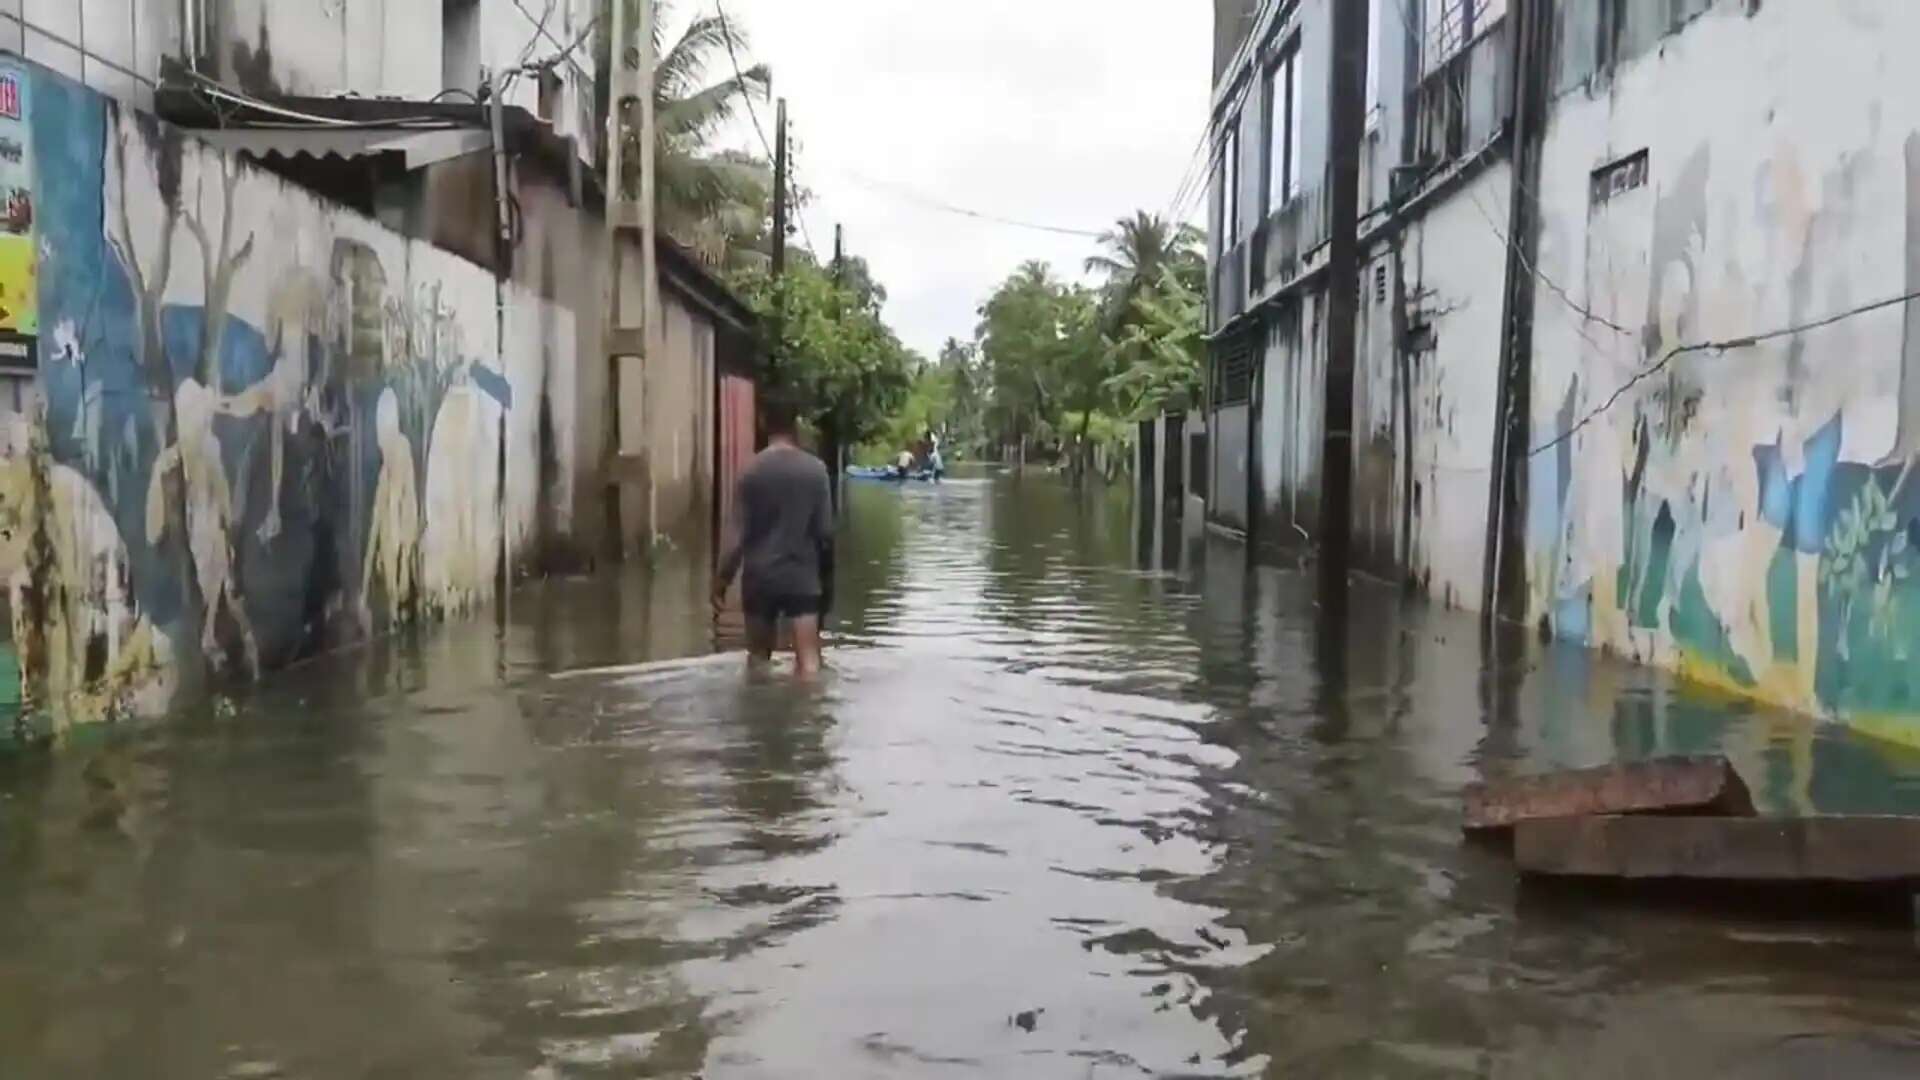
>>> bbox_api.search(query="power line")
[1166,67,1259,226]
[838,170,1104,239]
[787,154,820,256]
[713,0,777,164]
[514,13,600,79]
[1531,289,1920,458]
[509,0,559,72]
[711,0,813,253]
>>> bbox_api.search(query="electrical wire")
[187,74,459,129]
[1530,289,1920,458]
[509,0,561,71]
[710,0,814,255]
[1369,0,1909,456]
[511,12,600,84]
[838,169,1104,239]
[1165,64,1260,226]
[713,0,777,165]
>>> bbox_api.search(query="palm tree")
[1084,211,1205,326]
[597,1,775,267]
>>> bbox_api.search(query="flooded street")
[6,470,1920,1077]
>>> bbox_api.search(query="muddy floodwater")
[5,469,1920,1077]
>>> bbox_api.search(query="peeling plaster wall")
[1404,163,1509,609]
[1524,1,1920,742]
[1257,298,1321,544]
[1,62,572,736]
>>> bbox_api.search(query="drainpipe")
[1482,0,1551,627]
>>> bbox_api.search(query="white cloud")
[699,0,1212,358]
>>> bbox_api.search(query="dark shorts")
[742,590,825,622]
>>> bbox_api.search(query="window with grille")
[1212,341,1255,407]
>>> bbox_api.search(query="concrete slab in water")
[1464,756,1754,832]
[1516,816,1920,882]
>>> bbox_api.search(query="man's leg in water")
[789,614,823,677]
[744,613,778,668]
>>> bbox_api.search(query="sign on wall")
[0,63,36,373]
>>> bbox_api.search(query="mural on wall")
[1529,119,1920,744]
[0,60,37,372]
[0,64,546,737]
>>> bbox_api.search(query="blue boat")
[847,465,937,483]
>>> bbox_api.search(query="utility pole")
[1484,0,1549,626]
[1319,0,1368,615]
[772,97,789,279]
[769,98,790,460]
[829,222,846,499]
[603,0,661,555]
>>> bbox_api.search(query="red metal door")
[718,373,757,548]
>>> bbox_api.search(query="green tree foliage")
[734,256,914,451]
[937,338,985,453]
[862,211,1208,479]
[597,1,774,268]
[1086,212,1206,328]
[1103,268,1206,417]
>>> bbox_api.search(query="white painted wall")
[1524,0,1920,735]
[1258,300,1321,538]
[1403,162,1509,609]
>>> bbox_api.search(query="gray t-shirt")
[724,444,834,599]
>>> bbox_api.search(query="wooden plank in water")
[1516,816,1920,882]
[1463,755,1753,833]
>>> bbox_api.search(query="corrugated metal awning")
[191,127,493,171]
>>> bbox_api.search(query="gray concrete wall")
[209,0,442,99]
[4,0,174,108]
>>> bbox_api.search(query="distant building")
[1203,0,1920,741]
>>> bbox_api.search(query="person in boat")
[713,396,833,677]
[894,447,916,479]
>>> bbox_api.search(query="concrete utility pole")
[1484,0,1550,626]
[771,97,788,280]
[604,0,662,553]
[1319,0,1369,613]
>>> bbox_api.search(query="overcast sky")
[700,0,1213,360]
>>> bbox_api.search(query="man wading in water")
[713,398,835,676]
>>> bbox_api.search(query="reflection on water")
[4,468,1920,1077]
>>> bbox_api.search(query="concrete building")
[0,4,763,734]
[1203,0,1920,745]
[2,1,598,156]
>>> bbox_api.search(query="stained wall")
[0,61,574,734]
[1524,0,1920,742]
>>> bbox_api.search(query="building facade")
[1205,0,1920,744]
[0,3,761,735]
